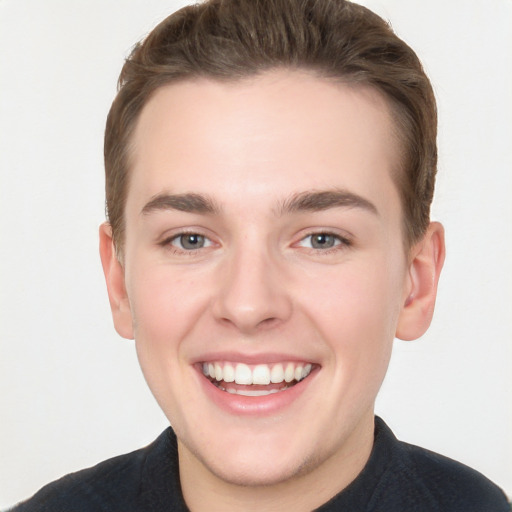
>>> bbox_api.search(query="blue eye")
[309,233,339,249]
[171,233,211,250]
[298,233,349,250]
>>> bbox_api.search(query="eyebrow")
[140,189,379,217]
[277,189,379,216]
[141,193,221,216]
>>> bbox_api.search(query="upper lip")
[191,351,320,366]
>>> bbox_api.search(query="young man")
[10,0,510,510]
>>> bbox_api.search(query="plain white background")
[1,0,511,508]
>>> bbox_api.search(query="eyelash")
[296,231,353,254]
[158,230,353,256]
[159,231,214,255]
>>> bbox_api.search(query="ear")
[396,222,445,341]
[99,223,134,339]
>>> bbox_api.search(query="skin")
[100,70,445,511]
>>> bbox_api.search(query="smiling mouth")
[201,361,314,396]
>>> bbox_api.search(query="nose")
[212,242,293,333]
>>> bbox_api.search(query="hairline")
[113,68,417,260]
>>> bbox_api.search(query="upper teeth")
[202,362,313,385]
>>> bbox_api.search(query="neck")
[178,412,375,512]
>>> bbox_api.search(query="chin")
[180,424,324,488]
[204,449,315,487]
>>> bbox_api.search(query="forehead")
[127,70,401,216]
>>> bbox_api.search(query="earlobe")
[99,223,134,339]
[396,222,445,341]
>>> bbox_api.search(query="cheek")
[301,257,404,365]
[126,263,210,348]
[308,261,401,321]
[127,265,211,421]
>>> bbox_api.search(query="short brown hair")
[105,0,437,252]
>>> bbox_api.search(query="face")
[107,71,417,490]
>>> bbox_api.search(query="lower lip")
[197,368,317,416]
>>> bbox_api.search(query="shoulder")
[8,428,181,512]
[8,450,144,512]
[370,419,510,512]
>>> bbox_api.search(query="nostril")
[217,314,280,332]
[259,317,280,328]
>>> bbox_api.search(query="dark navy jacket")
[10,417,510,511]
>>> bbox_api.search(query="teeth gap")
[212,380,295,396]
[207,376,304,385]
[208,376,301,387]
[215,382,292,396]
